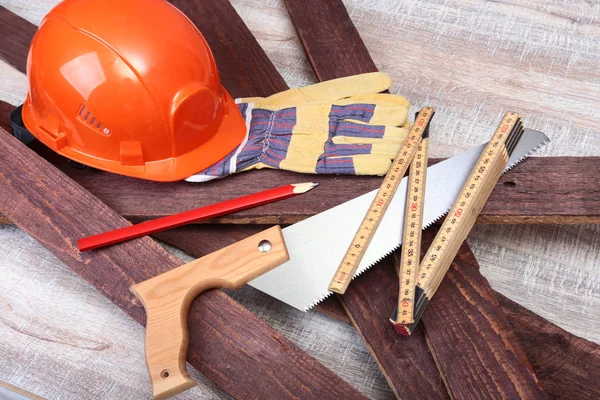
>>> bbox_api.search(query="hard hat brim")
[22,87,247,182]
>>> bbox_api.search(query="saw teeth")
[303,134,551,311]
[305,293,333,311]
[503,137,550,173]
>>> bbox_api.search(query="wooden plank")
[498,293,600,400]
[0,2,370,398]
[0,380,43,400]
[418,238,544,399]
[286,232,600,397]
[337,231,544,399]
[339,256,450,399]
[0,2,370,397]
[283,0,378,80]
[152,224,600,398]
[157,222,599,398]
[0,125,597,226]
[165,229,579,399]
[2,1,596,398]
[0,126,367,400]
[391,236,600,400]
[3,105,598,226]
[0,7,35,74]
[315,296,353,324]
[394,246,600,399]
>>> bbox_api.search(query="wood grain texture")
[339,257,450,399]
[0,1,370,398]
[282,0,377,83]
[156,220,598,396]
[0,6,33,73]
[0,223,394,400]
[338,230,542,400]
[132,226,288,400]
[0,7,360,384]
[284,0,377,81]
[0,381,43,400]
[0,119,597,226]
[310,257,600,399]
[157,224,598,399]
[498,293,600,400]
[239,0,600,350]
[0,125,367,400]
[419,239,544,399]
[470,223,600,343]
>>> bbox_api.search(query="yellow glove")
[186,73,409,181]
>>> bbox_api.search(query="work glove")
[186,72,409,182]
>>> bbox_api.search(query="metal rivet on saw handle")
[258,240,272,253]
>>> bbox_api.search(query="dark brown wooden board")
[337,232,544,399]
[391,240,600,400]
[0,125,366,399]
[0,101,15,131]
[0,125,596,226]
[52,156,600,225]
[418,239,544,399]
[280,249,600,398]
[498,293,600,399]
[392,249,600,400]
[282,0,598,396]
[339,257,450,399]
[284,0,378,80]
[0,6,35,73]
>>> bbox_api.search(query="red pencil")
[78,182,317,252]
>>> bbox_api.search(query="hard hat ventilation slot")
[77,103,110,136]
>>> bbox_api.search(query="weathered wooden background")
[0,0,599,398]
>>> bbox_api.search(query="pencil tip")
[292,182,319,193]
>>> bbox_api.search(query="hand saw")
[248,127,549,311]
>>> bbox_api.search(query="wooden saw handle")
[130,226,289,400]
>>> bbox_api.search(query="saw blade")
[249,129,550,311]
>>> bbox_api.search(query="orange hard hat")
[21,0,246,182]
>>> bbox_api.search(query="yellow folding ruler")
[329,107,435,294]
[392,112,524,335]
[390,125,429,326]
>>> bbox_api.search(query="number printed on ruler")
[416,115,515,290]
[397,137,428,324]
[329,107,435,293]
